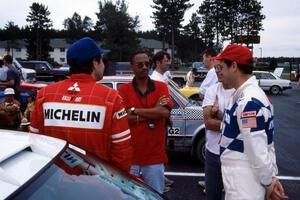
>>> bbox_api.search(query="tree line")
[0,0,265,63]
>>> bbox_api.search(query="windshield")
[168,79,192,106]
[13,147,163,200]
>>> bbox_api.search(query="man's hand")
[211,99,219,117]
[266,177,288,200]
[156,95,170,107]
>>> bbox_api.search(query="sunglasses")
[135,62,150,69]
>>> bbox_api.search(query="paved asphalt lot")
[164,82,300,200]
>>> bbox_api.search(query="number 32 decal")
[168,127,180,135]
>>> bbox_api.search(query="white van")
[13,58,36,82]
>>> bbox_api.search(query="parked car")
[13,59,37,83]
[168,79,200,101]
[99,76,206,163]
[20,61,69,82]
[0,129,164,200]
[192,62,208,80]
[253,68,292,95]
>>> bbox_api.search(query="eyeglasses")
[135,62,150,69]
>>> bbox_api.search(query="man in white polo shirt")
[199,48,218,100]
[150,51,171,83]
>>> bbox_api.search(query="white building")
[0,38,172,65]
[0,38,69,65]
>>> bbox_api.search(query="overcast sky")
[0,0,299,58]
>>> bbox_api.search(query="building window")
[60,58,65,62]
[16,48,21,52]
[60,48,65,52]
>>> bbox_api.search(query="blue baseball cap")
[67,37,110,66]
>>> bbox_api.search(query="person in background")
[20,91,37,131]
[119,51,173,194]
[149,50,174,191]
[150,51,171,83]
[215,44,287,200]
[186,67,198,87]
[29,37,132,174]
[0,55,21,101]
[197,48,219,190]
[202,60,235,200]
[0,58,8,82]
[198,48,218,100]
[0,88,21,129]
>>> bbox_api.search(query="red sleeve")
[118,84,130,109]
[110,94,132,172]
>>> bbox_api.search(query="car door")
[259,72,277,90]
[168,87,188,148]
[35,63,53,81]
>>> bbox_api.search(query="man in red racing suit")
[30,37,132,173]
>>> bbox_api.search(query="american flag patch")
[241,111,256,118]
[241,117,257,128]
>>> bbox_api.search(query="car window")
[171,96,180,109]
[117,83,125,89]
[36,63,47,71]
[101,82,113,88]
[12,147,163,200]
[22,63,34,69]
[254,72,261,79]
[261,73,276,79]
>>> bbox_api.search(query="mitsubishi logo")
[68,82,80,94]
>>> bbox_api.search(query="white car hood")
[0,130,66,199]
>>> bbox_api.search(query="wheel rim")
[271,86,279,94]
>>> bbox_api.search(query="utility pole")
[259,47,262,58]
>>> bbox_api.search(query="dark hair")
[3,54,13,64]
[130,50,149,64]
[202,48,218,57]
[68,55,102,75]
[224,60,253,75]
[152,51,170,67]
[192,67,197,73]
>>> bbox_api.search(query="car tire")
[195,137,206,164]
[270,85,281,95]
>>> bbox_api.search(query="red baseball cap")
[213,44,253,66]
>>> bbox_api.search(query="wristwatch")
[130,107,136,114]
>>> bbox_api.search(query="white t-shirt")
[150,70,167,83]
[163,70,171,80]
[0,66,8,81]
[202,83,235,155]
[199,67,218,95]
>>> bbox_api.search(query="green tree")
[181,13,205,61]
[95,0,140,61]
[26,2,53,60]
[152,0,193,64]
[63,13,94,42]
[269,57,278,71]
[3,22,22,56]
[197,0,264,47]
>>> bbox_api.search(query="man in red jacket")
[30,37,132,173]
[118,51,173,194]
